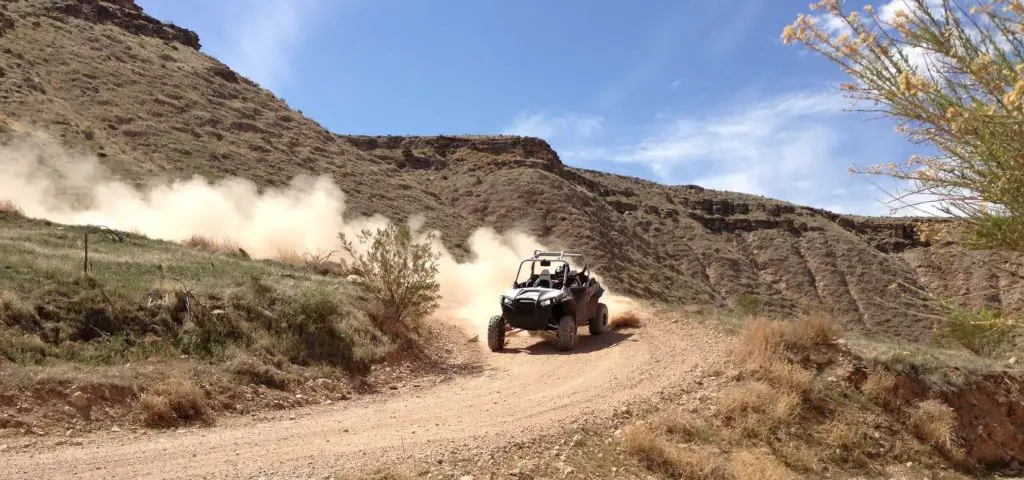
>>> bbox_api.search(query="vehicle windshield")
[513,259,576,289]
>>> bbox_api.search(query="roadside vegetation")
[0,208,443,430]
[615,313,981,479]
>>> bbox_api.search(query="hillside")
[1,0,1022,346]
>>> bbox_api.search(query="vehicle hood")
[501,287,562,302]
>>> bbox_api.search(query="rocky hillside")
[1,0,1021,343]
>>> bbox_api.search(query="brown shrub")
[275,249,304,266]
[137,377,210,428]
[339,467,417,480]
[727,449,800,480]
[733,314,841,364]
[0,199,24,216]
[732,316,786,365]
[182,234,241,255]
[620,425,726,479]
[861,369,897,408]
[786,313,841,350]
[654,409,715,443]
[774,441,820,473]
[908,399,964,461]
[715,381,801,440]
[761,358,814,393]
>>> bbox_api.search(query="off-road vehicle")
[487,251,609,351]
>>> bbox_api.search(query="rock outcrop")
[44,0,200,50]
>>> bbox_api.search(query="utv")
[487,251,609,352]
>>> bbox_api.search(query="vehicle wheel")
[555,314,576,351]
[589,302,610,335]
[487,315,505,352]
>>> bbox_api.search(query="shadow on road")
[495,330,635,355]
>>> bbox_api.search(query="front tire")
[555,314,576,351]
[589,302,610,335]
[487,315,505,352]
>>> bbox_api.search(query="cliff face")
[1,0,1021,343]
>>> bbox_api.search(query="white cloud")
[877,0,943,23]
[616,91,850,189]
[812,13,853,37]
[604,90,921,213]
[502,113,605,140]
[215,0,324,90]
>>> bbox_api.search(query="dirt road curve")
[3,311,729,479]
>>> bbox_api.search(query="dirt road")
[2,311,730,479]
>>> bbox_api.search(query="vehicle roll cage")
[512,251,588,288]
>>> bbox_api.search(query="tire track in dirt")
[2,309,730,480]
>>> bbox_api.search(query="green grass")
[0,211,395,423]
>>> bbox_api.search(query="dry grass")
[337,467,418,480]
[136,376,211,428]
[729,316,817,396]
[620,424,726,479]
[861,369,898,407]
[786,312,841,350]
[274,248,304,266]
[750,357,813,394]
[733,314,841,362]
[774,441,820,472]
[653,409,716,444]
[726,449,800,480]
[182,234,241,255]
[610,310,643,330]
[715,381,801,440]
[732,316,787,365]
[909,399,964,461]
[0,199,23,216]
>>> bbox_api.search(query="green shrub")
[931,302,1019,357]
[735,293,764,317]
[0,291,39,330]
[338,223,441,324]
[279,285,391,372]
[0,327,54,364]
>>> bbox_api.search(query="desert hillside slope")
[1,0,1022,343]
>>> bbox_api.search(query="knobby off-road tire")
[487,315,506,352]
[555,314,576,351]
[588,302,610,335]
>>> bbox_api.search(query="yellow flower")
[892,10,911,31]
[898,71,929,95]
[1004,80,1024,108]
[782,24,798,44]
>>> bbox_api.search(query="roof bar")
[531,250,583,260]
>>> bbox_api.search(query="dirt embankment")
[0,308,731,479]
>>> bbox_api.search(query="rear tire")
[487,315,505,352]
[555,314,576,351]
[589,302,610,335]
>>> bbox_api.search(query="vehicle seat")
[534,269,551,289]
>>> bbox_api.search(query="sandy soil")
[2,310,730,480]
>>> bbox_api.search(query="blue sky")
[136,0,929,216]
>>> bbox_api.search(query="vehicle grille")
[515,300,536,314]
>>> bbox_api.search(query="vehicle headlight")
[540,298,553,306]
[502,296,512,306]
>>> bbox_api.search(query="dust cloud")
[0,136,639,341]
